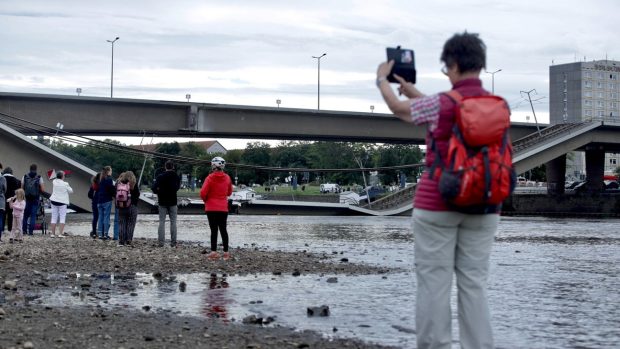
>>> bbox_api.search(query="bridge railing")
[359,184,416,211]
[512,121,597,155]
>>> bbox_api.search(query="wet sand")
[0,235,399,349]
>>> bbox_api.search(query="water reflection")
[203,274,231,322]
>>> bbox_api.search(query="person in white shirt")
[49,171,73,238]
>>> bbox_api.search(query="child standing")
[8,188,26,243]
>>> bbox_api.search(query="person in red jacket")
[200,157,233,260]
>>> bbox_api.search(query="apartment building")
[549,60,620,177]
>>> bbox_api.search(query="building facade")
[549,60,620,178]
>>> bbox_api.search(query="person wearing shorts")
[49,171,73,238]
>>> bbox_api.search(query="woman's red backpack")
[431,90,516,207]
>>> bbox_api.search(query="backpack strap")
[445,90,463,104]
[427,91,461,180]
[427,138,442,180]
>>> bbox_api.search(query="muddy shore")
[0,235,400,349]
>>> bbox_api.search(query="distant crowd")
[1,157,234,261]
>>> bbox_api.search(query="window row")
[583,72,619,80]
[584,91,618,99]
[584,110,620,117]
[584,81,617,89]
[583,100,619,108]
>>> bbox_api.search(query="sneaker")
[222,252,231,261]
[50,234,56,238]
[207,251,220,260]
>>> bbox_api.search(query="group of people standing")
[1,156,233,261]
[83,157,233,260]
[0,163,74,242]
[88,166,140,246]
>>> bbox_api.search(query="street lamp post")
[370,105,375,113]
[485,68,502,94]
[186,94,191,102]
[106,37,120,98]
[76,88,82,96]
[276,99,281,108]
[312,53,326,110]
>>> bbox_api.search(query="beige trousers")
[412,208,499,349]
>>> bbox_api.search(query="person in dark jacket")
[96,166,115,240]
[151,160,180,247]
[200,157,233,260]
[21,163,45,235]
[2,167,22,238]
[88,173,100,238]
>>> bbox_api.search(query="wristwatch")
[376,76,388,88]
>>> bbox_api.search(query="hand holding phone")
[386,46,416,84]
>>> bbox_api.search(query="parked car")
[320,183,340,193]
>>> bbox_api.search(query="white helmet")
[211,156,226,170]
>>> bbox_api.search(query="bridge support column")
[585,146,605,194]
[546,155,566,195]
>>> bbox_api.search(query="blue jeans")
[113,207,119,240]
[22,199,39,235]
[97,201,112,238]
[91,200,99,234]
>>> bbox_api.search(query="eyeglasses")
[441,66,449,75]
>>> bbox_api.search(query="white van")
[320,183,340,193]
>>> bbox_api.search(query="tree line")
[51,139,424,187]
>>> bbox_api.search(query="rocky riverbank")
[0,235,400,349]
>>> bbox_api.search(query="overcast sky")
[1,0,618,149]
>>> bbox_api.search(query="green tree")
[178,142,208,183]
[306,142,362,185]
[375,144,424,184]
[53,139,146,180]
[241,142,272,185]
[154,142,181,177]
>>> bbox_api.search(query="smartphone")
[386,46,416,84]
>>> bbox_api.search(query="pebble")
[23,341,34,349]
[326,277,338,283]
[3,280,17,290]
[307,305,330,317]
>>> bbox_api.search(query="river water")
[50,214,620,348]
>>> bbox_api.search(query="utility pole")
[354,155,371,208]
[520,89,543,136]
[485,68,502,94]
[312,53,326,110]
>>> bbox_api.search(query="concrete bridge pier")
[584,146,605,193]
[546,155,566,195]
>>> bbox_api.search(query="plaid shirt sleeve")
[409,94,440,132]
